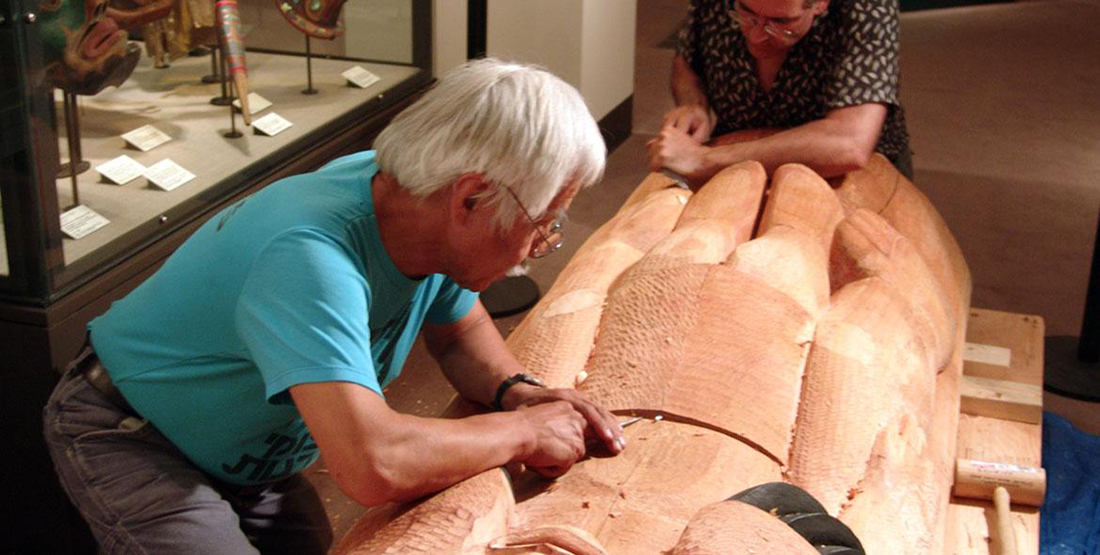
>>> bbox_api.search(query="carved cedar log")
[669,500,820,555]
[336,155,971,555]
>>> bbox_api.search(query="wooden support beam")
[960,375,1043,424]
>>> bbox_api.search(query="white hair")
[373,58,606,231]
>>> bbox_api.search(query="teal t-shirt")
[89,151,477,485]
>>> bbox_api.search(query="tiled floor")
[308,0,1100,546]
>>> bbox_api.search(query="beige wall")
[580,0,637,120]
[486,0,636,120]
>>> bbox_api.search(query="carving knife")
[661,168,691,190]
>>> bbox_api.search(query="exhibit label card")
[342,66,381,89]
[121,124,172,152]
[95,155,147,185]
[60,205,110,240]
[253,112,293,136]
[145,159,196,192]
[233,92,273,115]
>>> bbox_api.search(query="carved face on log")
[37,0,140,94]
[274,0,347,40]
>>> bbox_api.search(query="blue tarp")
[1042,411,1100,554]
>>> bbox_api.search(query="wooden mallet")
[953,458,1046,555]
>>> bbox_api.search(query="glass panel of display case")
[0,0,429,304]
[53,52,420,267]
[43,0,428,280]
[239,0,413,64]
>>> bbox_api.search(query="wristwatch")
[492,373,546,411]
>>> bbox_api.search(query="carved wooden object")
[334,155,972,555]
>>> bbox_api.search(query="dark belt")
[70,343,138,416]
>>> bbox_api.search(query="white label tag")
[121,124,172,152]
[144,159,196,192]
[232,92,273,115]
[60,205,110,239]
[95,155,147,185]
[252,112,293,136]
[342,66,381,89]
[964,342,1013,367]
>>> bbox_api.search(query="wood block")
[960,375,1043,424]
[963,311,1044,387]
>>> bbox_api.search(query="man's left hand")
[502,383,626,455]
[646,126,714,185]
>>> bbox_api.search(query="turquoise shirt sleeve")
[425,278,478,325]
[235,228,382,403]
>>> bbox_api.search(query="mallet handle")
[993,486,1018,555]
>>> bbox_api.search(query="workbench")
[947,308,1044,554]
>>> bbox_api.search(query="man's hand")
[504,384,626,457]
[662,104,715,143]
[515,401,588,478]
[647,126,715,184]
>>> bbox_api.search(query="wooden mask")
[274,0,347,40]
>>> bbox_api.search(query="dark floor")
[307,0,1100,545]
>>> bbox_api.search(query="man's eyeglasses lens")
[502,185,565,259]
[531,221,564,259]
[730,0,802,43]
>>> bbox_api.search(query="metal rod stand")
[210,45,232,106]
[57,91,86,210]
[1044,205,1100,402]
[57,91,90,183]
[224,79,243,139]
[202,46,220,84]
[302,35,318,95]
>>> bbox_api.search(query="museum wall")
[486,0,637,121]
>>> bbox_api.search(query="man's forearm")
[293,380,537,507]
[358,410,533,503]
[424,302,525,408]
[671,54,709,109]
[705,105,886,178]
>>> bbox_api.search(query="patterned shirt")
[677,0,910,162]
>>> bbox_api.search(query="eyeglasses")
[501,185,564,259]
[728,0,806,44]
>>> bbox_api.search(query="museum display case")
[1,0,430,308]
[0,1,432,553]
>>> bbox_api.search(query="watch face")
[274,0,347,40]
[38,0,140,95]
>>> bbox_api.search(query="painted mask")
[274,0,347,40]
[36,0,174,95]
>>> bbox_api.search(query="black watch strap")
[492,373,545,411]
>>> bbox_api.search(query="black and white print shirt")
[677,0,910,162]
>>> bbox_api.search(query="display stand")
[302,35,319,95]
[1044,207,1100,401]
[58,91,83,209]
[210,45,232,106]
[57,91,89,183]
[481,275,540,319]
[202,46,221,84]
[223,80,243,139]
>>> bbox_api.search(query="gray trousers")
[43,359,333,555]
